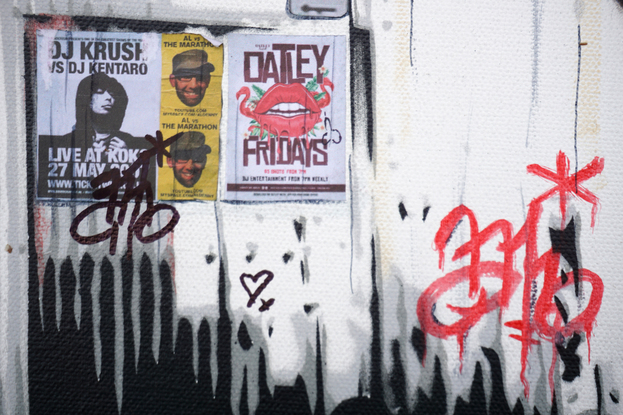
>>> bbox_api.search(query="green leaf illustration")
[252,85,266,98]
[306,76,318,91]
[314,92,326,101]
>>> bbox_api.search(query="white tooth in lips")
[287,103,296,112]
[278,103,289,112]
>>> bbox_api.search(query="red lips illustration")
[237,78,333,139]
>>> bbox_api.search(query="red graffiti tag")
[417,151,604,397]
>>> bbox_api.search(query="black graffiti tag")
[70,131,183,256]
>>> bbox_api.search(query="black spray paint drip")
[423,206,431,222]
[399,202,409,220]
[29,249,603,415]
[555,333,582,382]
[549,218,580,296]
[413,356,447,415]
[482,347,511,415]
[453,362,486,415]
[238,321,253,351]
[390,340,408,414]
[294,218,306,242]
[411,327,426,365]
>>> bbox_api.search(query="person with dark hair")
[66,73,132,152]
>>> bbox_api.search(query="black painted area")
[595,365,602,415]
[215,260,233,415]
[77,254,98,414]
[155,260,175,414]
[549,218,580,296]
[57,257,79,414]
[330,397,391,415]
[553,296,568,324]
[555,333,582,382]
[205,254,216,264]
[198,318,214,412]
[301,260,306,284]
[240,366,249,415]
[512,398,525,415]
[256,348,274,415]
[121,254,138,415]
[423,206,431,222]
[268,375,313,415]
[610,392,619,404]
[315,321,326,415]
[369,237,384,404]
[246,253,255,263]
[98,258,119,414]
[413,356,447,415]
[159,261,174,372]
[349,20,374,161]
[550,392,558,415]
[136,254,157,413]
[40,258,59,413]
[399,203,408,220]
[173,318,200,413]
[482,347,511,415]
[560,270,568,286]
[454,362,486,415]
[238,321,254,351]
[411,327,426,365]
[304,303,318,315]
[283,252,293,264]
[389,340,408,415]
[294,219,305,242]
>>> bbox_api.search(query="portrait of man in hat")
[167,131,212,188]
[169,49,215,107]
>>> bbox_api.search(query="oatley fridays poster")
[36,30,161,200]
[226,34,346,201]
[158,34,222,200]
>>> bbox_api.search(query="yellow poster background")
[158,33,223,200]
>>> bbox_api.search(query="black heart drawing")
[240,270,274,308]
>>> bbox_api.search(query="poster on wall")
[157,33,222,201]
[226,34,347,201]
[36,30,161,200]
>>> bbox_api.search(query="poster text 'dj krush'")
[226,34,347,201]
[36,30,162,200]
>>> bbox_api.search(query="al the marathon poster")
[157,33,222,201]
[36,30,161,200]
[226,34,347,201]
